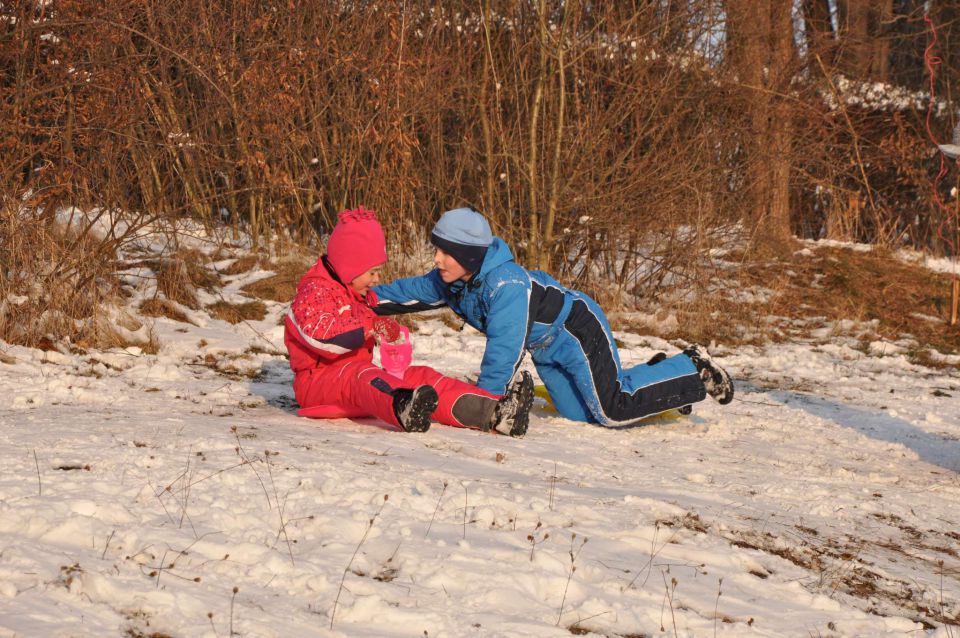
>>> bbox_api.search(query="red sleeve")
[287,279,372,359]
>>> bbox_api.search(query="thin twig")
[177,460,253,490]
[528,520,549,562]
[331,495,389,630]
[207,612,220,637]
[149,478,178,525]
[264,450,295,566]
[102,530,115,560]
[156,549,168,590]
[557,533,588,626]
[623,523,676,592]
[424,480,448,539]
[549,461,557,511]
[232,428,271,507]
[714,577,723,638]
[177,447,195,532]
[462,482,469,540]
[230,586,238,636]
[661,570,679,638]
[33,449,42,496]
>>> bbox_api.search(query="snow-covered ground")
[2,251,960,638]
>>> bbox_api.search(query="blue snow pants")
[530,294,706,426]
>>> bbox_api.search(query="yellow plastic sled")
[533,385,689,422]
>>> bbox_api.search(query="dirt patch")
[723,526,958,628]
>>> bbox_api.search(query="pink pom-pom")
[338,206,378,224]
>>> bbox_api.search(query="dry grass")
[620,245,960,361]
[152,259,200,309]
[219,255,260,275]
[147,249,222,311]
[0,206,134,351]
[99,327,161,355]
[207,300,268,324]
[240,257,312,302]
[743,246,960,353]
[139,298,194,325]
[179,249,222,290]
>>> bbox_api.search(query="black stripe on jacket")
[563,299,705,422]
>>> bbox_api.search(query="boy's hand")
[370,317,403,343]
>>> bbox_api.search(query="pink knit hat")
[326,206,387,283]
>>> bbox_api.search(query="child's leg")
[402,365,499,428]
[620,354,705,399]
[534,362,595,423]
[546,297,705,425]
[309,361,402,426]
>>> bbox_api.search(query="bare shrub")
[152,259,200,310]
[0,199,127,349]
[1,0,955,349]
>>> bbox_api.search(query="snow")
[2,247,960,637]
[824,75,951,118]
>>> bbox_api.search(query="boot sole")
[711,369,735,405]
[401,386,438,433]
[717,376,734,405]
[508,373,535,437]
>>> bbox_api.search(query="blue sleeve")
[476,275,531,396]
[372,271,449,316]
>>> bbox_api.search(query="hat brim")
[938,144,960,159]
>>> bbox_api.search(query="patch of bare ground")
[618,244,960,363]
[719,525,958,629]
[656,510,959,629]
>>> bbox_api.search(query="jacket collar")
[469,237,513,284]
[310,255,372,303]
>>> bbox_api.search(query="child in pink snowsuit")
[284,207,533,435]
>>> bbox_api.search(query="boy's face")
[350,266,382,296]
[433,247,470,283]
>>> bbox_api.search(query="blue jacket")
[373,238,572,395]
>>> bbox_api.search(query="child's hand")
[370,317,403,343]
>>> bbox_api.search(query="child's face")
[433,247,470,283]
[350,266,382,296]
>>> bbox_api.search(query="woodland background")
[2,0,960,349]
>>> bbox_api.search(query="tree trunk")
[527,0,548,268]
[836,0,893,82]
[931,0,960,100]
[802,0,836,63]
[726,0,796,252]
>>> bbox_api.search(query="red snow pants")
[293,360,498,428]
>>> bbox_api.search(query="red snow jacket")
[284,257,379,378]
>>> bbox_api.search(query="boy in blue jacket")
[373,207,733,426]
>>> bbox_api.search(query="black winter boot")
[682,344,734,405]
[490,371,534,437]
[392,385,438,432]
